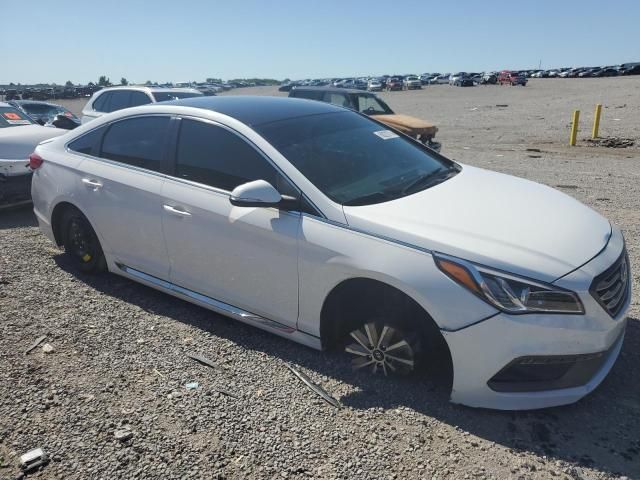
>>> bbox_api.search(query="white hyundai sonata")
[30,96,631,410]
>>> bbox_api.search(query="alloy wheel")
[345,322,415,375]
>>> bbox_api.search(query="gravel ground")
[1,78,639,480]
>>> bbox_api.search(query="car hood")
[0,124,67,161]
[342,165,611,283]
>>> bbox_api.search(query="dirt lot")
[1,78,639,480]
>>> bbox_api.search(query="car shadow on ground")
[0,204,38,229]
[53,255,640,479]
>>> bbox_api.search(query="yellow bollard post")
[569,110,580,146]
[592,104,602,139]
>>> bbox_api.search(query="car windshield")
[0,107,35,128]
[21,103,73,118]
[257,111,457,206]
[355,95,393,115]
[152,92,202,102]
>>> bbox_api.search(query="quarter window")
[175,119,278,192]
[68,126,107,155]
[100,116,169,171]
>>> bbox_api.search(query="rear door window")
[106,91,131,112]
[100,116,170,172]
[324,92,351,108]
[129,91,153,107]
[92,93,110,112]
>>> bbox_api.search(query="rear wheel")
[61,209,106,273]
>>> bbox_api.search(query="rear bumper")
[0,170,32,204]
[443,227,630,410]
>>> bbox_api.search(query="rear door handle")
[81,178,103,189]
[163,204,192,217]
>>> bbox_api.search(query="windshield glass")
[21,103,75,118]
[153,92,202,102]
[0,107,35,128]
[257,111,456,206]
[356,95,393,115]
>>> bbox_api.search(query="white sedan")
[31,96,630,410]
[1,102,66,206]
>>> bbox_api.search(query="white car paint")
[31,99,630,410]
[80,86,202,124]
[0,124,66,176]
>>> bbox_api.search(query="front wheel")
[61,209,106,273]
[345,319,421,376]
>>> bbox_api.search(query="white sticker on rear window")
[373,130,399,140]
[6,119,31,125]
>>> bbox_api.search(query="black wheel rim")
[68,218,94,263]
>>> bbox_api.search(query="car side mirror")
[229,180,298,210]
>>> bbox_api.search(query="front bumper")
[443,226,630,410]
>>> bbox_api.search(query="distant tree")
[145,80,152,86]
[98,75,111,86]
[120,77,128,85]
[9,82,15,86]
[65,80,74,87]
[88,81,95,87]
[206,78,222,83]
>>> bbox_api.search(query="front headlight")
[433,253,584,314]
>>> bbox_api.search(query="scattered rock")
[586,137,635,148]
[41,343,55,354]
[114,429,133,442]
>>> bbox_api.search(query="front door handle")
[81,178,103,189]
[163,204,192,217]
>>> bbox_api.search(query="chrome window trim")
[64,113,176,179]
[173,115,326,218]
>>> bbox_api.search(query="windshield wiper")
[398,167,458,196]
[343,191,394,206]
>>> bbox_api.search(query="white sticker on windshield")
[373,130,399,140]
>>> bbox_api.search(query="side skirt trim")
[115,263,322,349]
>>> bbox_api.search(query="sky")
[2,0,639,85]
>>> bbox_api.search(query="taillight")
[29,153,44,170]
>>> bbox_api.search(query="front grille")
[590,250,630,318]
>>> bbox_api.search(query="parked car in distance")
[32,95,631,410]
[448,72,467,85]
[481,72,497,84]
[385,77,403,91]
[453,74,475,87]
[289,87,441,151]
[8,100,80,127]
[367,79,383,92]
[80,86,202,123]
[429,74,450,85]
[498,70,527,86]
[0,102,66,206]
[403,76,422,90]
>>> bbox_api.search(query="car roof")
[160,95,345,126]
[96,86,201,94]
[0,102,14,108]
[291,86,374,95]
[11,100,64,108]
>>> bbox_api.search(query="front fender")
[297,216,497,337]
